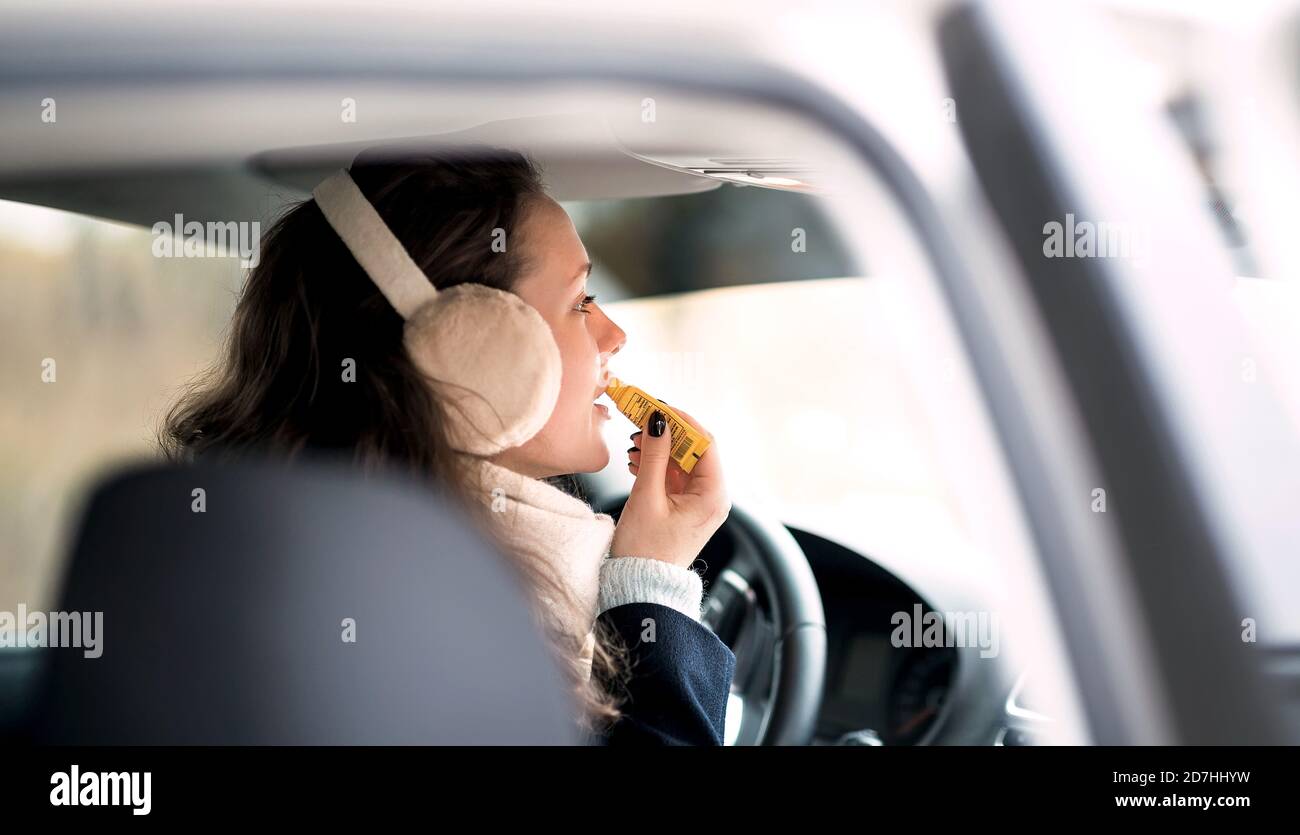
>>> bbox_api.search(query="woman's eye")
[576,294,598,314]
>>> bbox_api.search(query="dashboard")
[786,527,959,746]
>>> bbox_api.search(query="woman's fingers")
[660,405,724,495]
[626,409,672,507]
[662,404,724,482]
[612,402,730,569]
[628,404,724,500]
[629,446,691,493]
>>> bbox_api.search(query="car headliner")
[0,0,854,230]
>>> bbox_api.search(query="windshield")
[592,278,965,563]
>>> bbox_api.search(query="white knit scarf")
[459,455,616,681]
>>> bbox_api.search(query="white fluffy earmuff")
[312,169,562,456]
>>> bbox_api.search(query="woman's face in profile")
[489,195,627,478]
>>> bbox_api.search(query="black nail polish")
[627,446,638,453]
[649,410,666,438]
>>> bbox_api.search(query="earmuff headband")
[312,170,437,319]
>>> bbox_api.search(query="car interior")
[2,0,1297,748]
[0,88,1033,745]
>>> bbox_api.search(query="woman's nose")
[600,311,627,356]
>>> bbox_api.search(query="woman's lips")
[593,403,610,419]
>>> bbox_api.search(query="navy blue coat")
[588,602,736,746]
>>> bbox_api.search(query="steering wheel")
[601,496,827,745]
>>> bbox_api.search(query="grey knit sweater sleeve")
[597,556,705,623]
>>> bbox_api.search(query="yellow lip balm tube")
[603,377,712,474]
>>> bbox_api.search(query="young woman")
[161,146,736,744]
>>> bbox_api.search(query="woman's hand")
[610,405,731,570]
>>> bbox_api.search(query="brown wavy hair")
[159,145,630,734]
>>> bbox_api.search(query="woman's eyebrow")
[569,260,593,289]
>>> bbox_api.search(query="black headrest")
[27,457,577,744]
